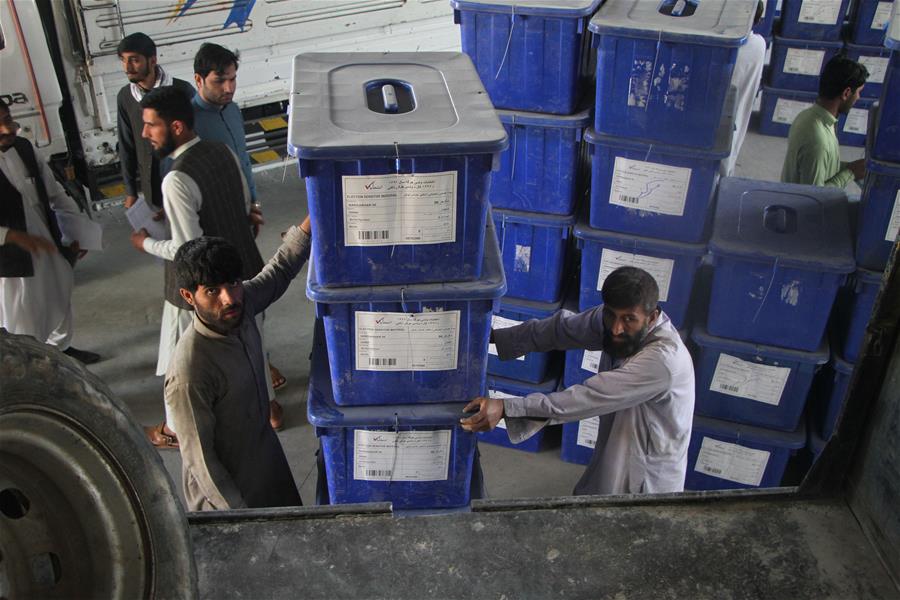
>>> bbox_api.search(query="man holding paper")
[0,98,100,364]
[461,267,694,495]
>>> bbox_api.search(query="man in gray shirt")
[462,267,695,495]
[164,216,310,510]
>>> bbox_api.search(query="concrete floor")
[70,123,864,510]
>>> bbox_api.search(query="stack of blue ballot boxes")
[685,177,856,491]
[577,0,751,332]
[760,0,891,146]
[453,1,604,453]
[288,52,508,509]
[816,8,899,446]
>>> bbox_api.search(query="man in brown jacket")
[164,216,310,510]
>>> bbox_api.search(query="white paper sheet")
[56,212,104,251]
[125,197,168,240]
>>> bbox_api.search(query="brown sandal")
[144,422,179,450]
[270,364,287,390]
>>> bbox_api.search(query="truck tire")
[0,330,197,599]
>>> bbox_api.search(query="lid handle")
[382,84,399,114]
[659,0,699,17]
[763,205,798,235]
[365,79,415,114]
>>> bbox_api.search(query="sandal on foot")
[269,365,287,390]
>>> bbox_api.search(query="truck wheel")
[0,331,197,599]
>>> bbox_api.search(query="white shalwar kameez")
[0,147,79,349]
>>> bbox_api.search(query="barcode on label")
[719,384,740,393]
[369,357,398,366]
[702,465,723,475]
[358,230,390,240]
[618,194,640,204]
[366,469,392,477]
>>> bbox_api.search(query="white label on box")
[798,0,842,24]
[709,354,791,406]
[695,437,770,486]
[489,315,526,361]
[577,417,600,449]
[342,171,457,247]
[514,244,532,273]
[843,108,869,135]
[872,2,892,29]
[609,157,692,217]
[885,190,900,242]
[597,248,674,302]
[773,98,813,124]
[581,350,604,374]
[858,55,889,84]
[355,311,459,371]
[783,48,825,76]
[353,429,451,482]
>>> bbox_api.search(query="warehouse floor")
[71,123,864,509]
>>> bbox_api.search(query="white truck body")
[1,0,460,196]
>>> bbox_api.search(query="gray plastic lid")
[589,0,754,46]
[887,2,900,50]
[288,52,508,159]
[450,0,602,17]
[692,414,806,448]
[574,220,707,257]
[497,106,593,128]
[775,34,845,49]
[691,323,829,365]
[710,177,856,274]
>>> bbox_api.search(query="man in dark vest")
[130,86,265,449]
[116,32,194,211]
[0,98,99,364]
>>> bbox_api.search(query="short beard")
[603,323,650,360]
[152,131,177,158]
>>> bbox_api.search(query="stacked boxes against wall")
[557,1,753,466]
[808,4,900,461]
[760,0,893,146]
[288,52,508,509]
[686,178,855,490]
[452,0,603,454]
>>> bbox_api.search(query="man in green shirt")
[781,56,869,188]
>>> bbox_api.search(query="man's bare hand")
[6,230,57,255]
[249,204,264,238]
[152,208,165,222]
[130,228,149,252]
[460,396,505,432]
[849,158,866,180]
[299,215,311,234]
[124,195,138,209]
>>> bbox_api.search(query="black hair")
[194,43,240,78]
[140,86,194,129]
[819,55,869,99]
[0,97,8,111]
[601,267,659,315]
[174,237,243,292]
[754,1,764,26]
[116,32,156,58]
